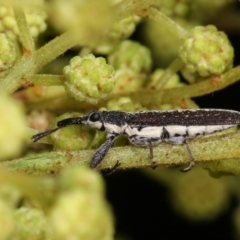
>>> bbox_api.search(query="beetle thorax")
[101,111,128,134]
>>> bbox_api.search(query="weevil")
[32,109,240,172]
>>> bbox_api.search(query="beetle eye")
[89,112,100,122]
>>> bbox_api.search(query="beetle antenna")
[57,117,83,128]
[31,128,59,142]
[31,117,84,142]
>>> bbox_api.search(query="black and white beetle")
[32,109,240,172]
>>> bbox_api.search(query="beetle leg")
[90,134,119,168]
[148,140,157,169]
[181,140,195,172]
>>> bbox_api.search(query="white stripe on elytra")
[125,124,236,139]
[124,126,163,138]
[164,126,186,136]
[187,125,234,136]
[94,121,236,142]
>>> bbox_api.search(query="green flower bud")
[57,166,105,195]
[98,15,141,54]
[110,15,140,39]
[0,5,47,40]
[49,168,114,240]
[49,0,113,41]
[49,190,114,240]
[112,69,143,94]
[0,199,14,239]
[48,0,78,32]
[170,168,229,220]
[49,113,95,151]
[63,54,115,104]
[95,15,141,54]
[0,95,27,160]
[147,69,183,90]
[0,33,16,71]
[24,9,47,38]
[179,25,234,77]
[159,0,191,17]
[13,207,53,240]
[106,97,145,112]
[108,40,152,79]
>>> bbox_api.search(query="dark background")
[106,170,236,240]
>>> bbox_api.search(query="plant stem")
[0,31,79,94]
[13,8,35,52]
[128,65,240,106]
[27,74,65,86]
[3,130,240,175]
[146,7,189,40]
